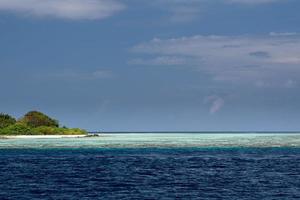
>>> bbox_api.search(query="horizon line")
[88,131,300,133]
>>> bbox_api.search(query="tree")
[0,113,16,128]
[0,123,31,135]
[19,111,59,128]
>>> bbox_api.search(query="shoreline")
[1,133,299,140]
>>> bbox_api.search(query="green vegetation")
[0,123,31,135]
[0,113,16,128]
[19,111,59,128]
[0,111,87,135]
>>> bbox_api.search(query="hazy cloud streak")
[204,95,225,114]
[0,0,124,20]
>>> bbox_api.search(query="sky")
[1,0,300,131]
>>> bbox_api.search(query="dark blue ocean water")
[0,148,299,199]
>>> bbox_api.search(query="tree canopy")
[0,113,16,128]
[19,111,59,128]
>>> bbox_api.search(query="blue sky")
[1,0,300,131]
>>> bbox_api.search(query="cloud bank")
[0,0,124,20]
[132,34,300,88]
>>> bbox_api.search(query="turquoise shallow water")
[1,133,300,148]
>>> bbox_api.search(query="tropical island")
[0,111,87,137]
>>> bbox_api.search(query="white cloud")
[269,32,298,36]
[132,34,300,88]
[0,0,124,20]
[204,95,225,114]
[129,56,189,66]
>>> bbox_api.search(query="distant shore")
[0,135,90,139]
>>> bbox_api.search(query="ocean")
[0,133,299,199]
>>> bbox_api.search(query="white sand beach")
[2,135,87,139]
